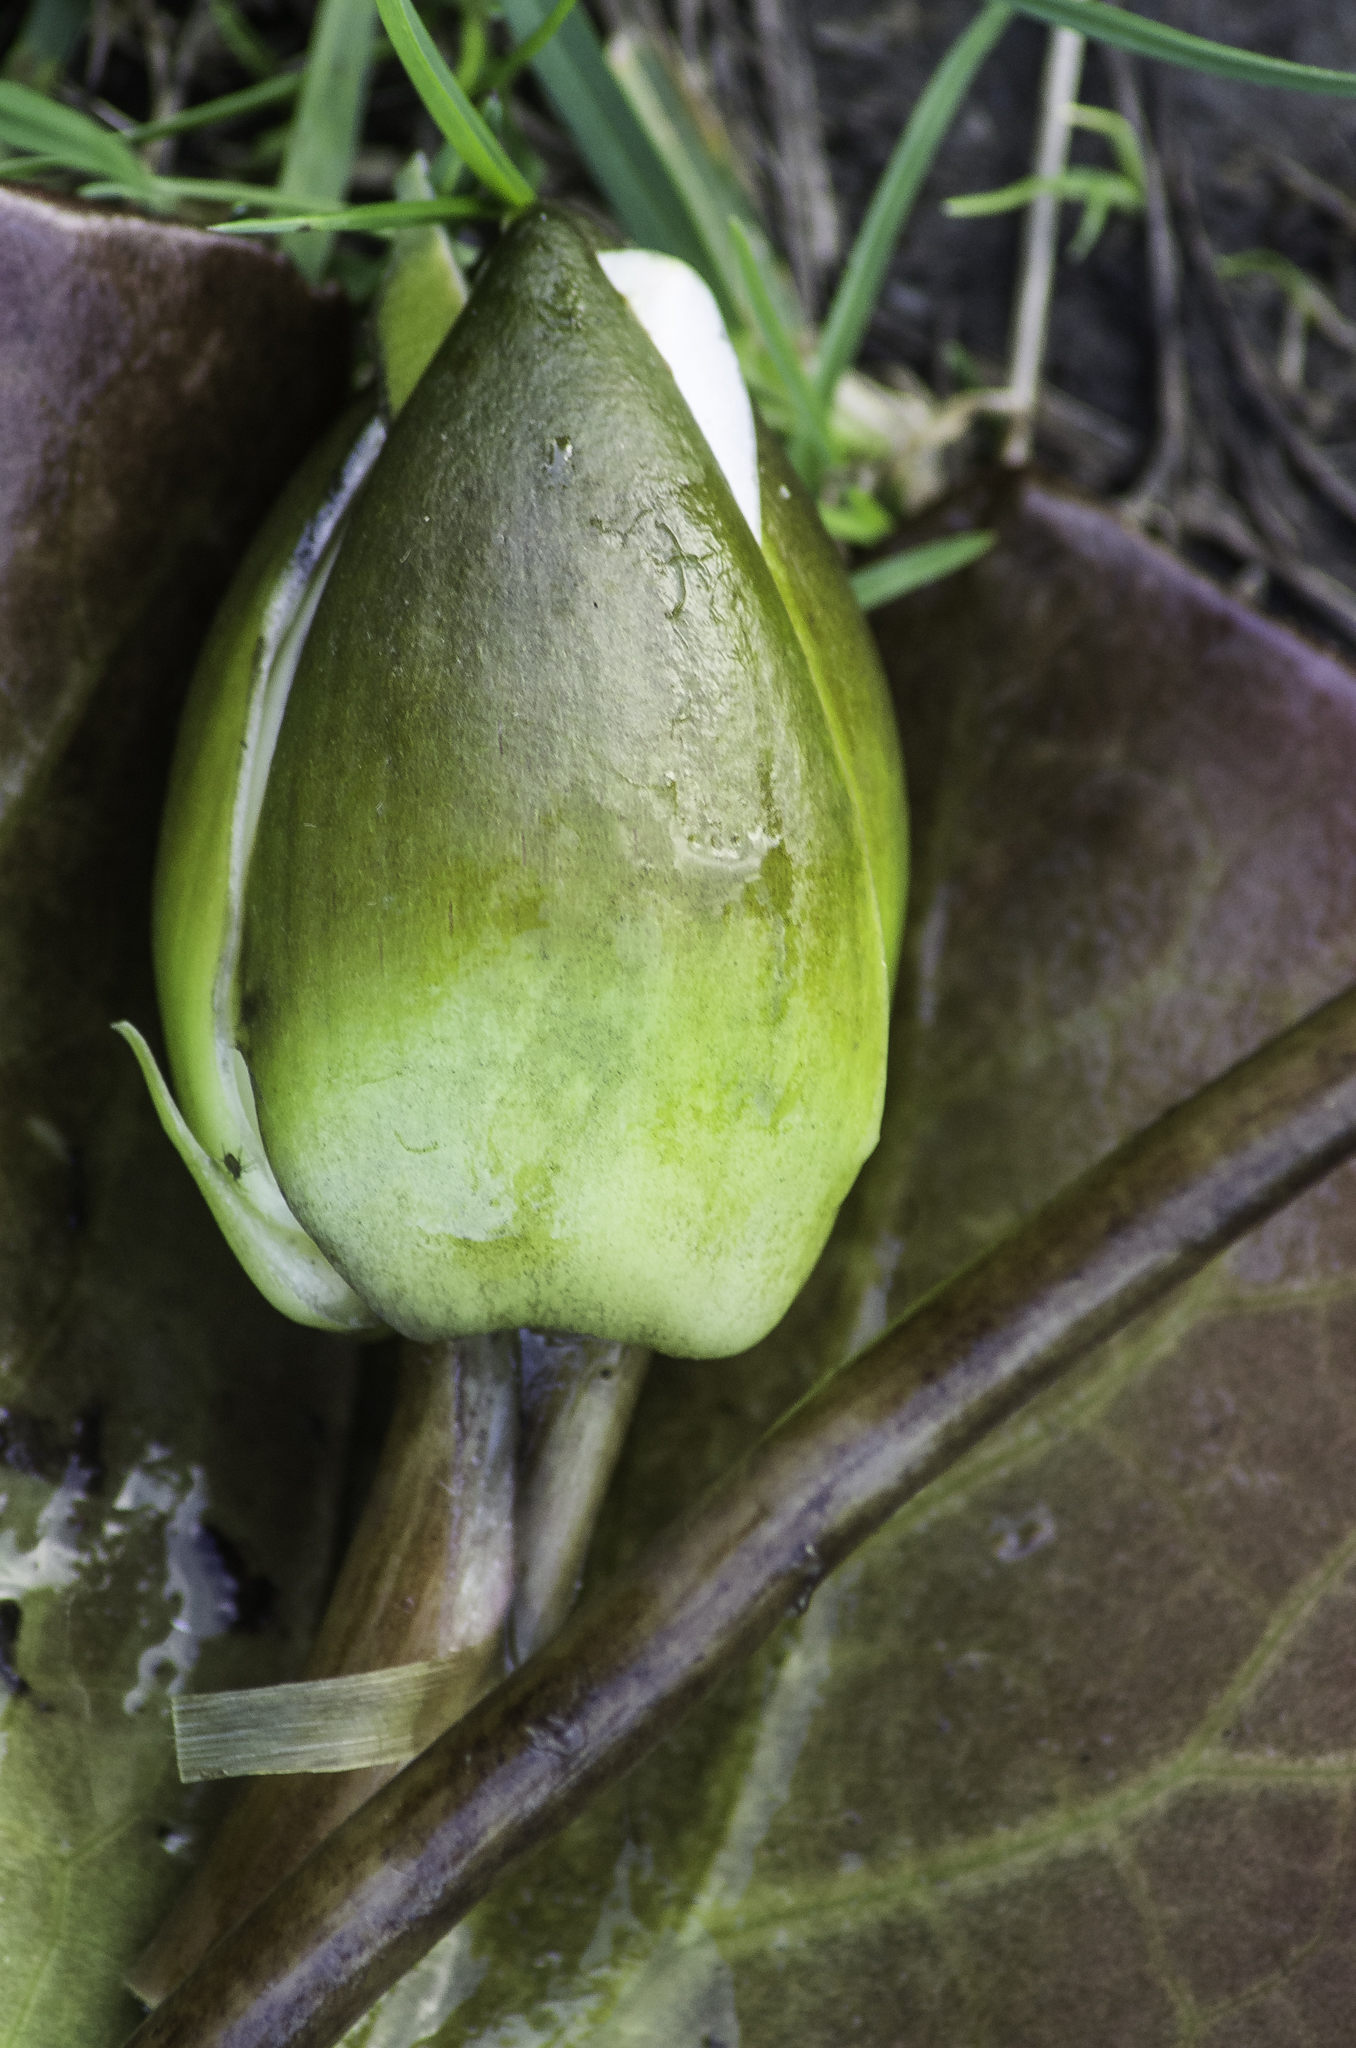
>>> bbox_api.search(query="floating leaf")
[0,187,356,2047]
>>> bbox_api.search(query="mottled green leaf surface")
[0,190,355,2046]
[346,476,1356,2048]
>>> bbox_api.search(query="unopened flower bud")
[121,207,907,1359]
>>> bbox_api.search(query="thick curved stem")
[129,1332,517,2005]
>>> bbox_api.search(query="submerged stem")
[125,978,1356,2048]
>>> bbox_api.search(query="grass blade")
[0,74,302,182]
[945,168,1140,218]
[0,77,153,186]
[2,0,88,91]
[279,0,378,279]
[815,0,1013,407]
[728,215,829,482]
[130,72,301,143]
[375,0,532,206]
[210,0,283,79]
[499,0,708,267]
[211,195,487,233]
[488,0,580,92]
[607,28,796,333]
[850,531,995,609]
[78,176,343,210]
[1012,0,1356,94]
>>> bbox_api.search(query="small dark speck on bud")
[224,1153,242,1181]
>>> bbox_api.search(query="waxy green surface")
[241,209,893,1356]
[140,407,387,1333]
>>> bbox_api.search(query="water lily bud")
[122,206,907,1359]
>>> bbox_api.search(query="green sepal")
[241,207,891,1357]
[115,1024,380,1333]
[129,403,389,1336]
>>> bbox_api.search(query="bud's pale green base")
[137,207,907,1358]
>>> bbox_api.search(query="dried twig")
[1269,152,1356,240]
[1109,53,1189,525]
[1179,166,1356,532]
[1002,24,1085,465]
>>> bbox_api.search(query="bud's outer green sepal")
[119,410,389,1335]
[114,1022,380,1332]
[238,209,895,1357]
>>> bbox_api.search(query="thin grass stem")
[1012,0,1356,95]
[813,0,1013,409]
[729,214,829,483]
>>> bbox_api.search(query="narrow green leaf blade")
[210,0,284,79]
[0,78,153,187]
[499,0,709,268]
[210,196,485,234]
[815,0,1014,406]
[1012,0,1356,94]
[127,71,302,144]
[174,1657,482,1780]
[607,27,796,332]
[374,0,533,207]
[279,0,378,279]
[728,215,829,483]
[489,0,581,91]
[850,531,995,609]
[78,176,344,212]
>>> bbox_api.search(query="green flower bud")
[121,207,907,1359]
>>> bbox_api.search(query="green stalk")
[277,0,377,281]
[510,1336,649,1661]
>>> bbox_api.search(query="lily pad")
[343,473,1356,2048]
[0,189,355,2048]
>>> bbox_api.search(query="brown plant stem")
[124,979,1356,2048]
[129,1333,518,2006]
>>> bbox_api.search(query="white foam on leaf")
[0,1467,84,1598]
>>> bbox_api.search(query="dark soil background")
[621,0,1356,649]
[6,0,1356,657]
